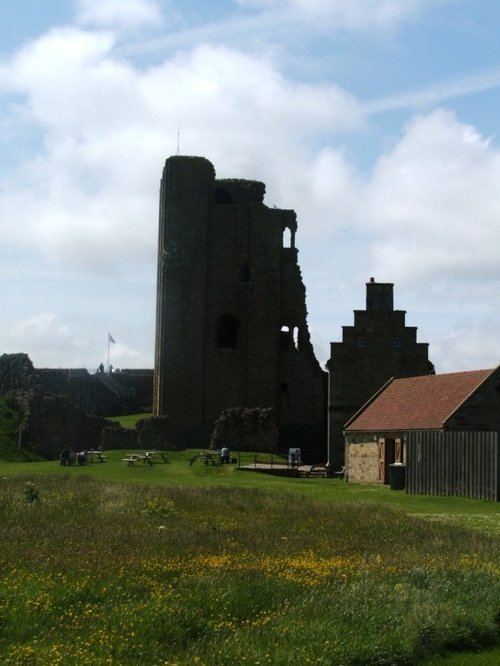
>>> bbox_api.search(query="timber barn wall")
[406,431,500,501]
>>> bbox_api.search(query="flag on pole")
[108,333,116,344]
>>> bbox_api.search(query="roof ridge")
[345,366,499,433]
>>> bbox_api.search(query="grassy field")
[1,450,500,665]
[105,413,152,429]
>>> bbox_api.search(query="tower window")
[215,187,233,204]
[357,336,366,348]
[283,227,291,248]
[239,263,250,282]
[393,337,401,349]
[280,326,299,350]
[280,326,290,351]
[217,314,240,349]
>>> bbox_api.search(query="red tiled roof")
[345,369,495,432]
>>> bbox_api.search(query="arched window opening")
[292,327,299,350]
[215,187,233,204]
[217,314,240,349]
[280,325,290,351]
[239,262,250,282]
[281,382,289,392]
[283,227,292,248]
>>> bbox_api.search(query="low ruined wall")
[347,440,379,483]
[101,424,138,450]
[136,416,173,450]
[1,353,112,458]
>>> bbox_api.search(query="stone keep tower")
[154,156,326,457]
[327,278,434,468]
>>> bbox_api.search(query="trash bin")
[389,463,406,490]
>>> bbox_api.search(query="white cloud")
[235,0,425,30]
[0,33,363,272]
[431,322,500,373]
[2,4,500,375]
[365,66,500,115]
[1,311,152,370]
[3,313,85,367]
[121,0,428,58]
[361,109,500,286]
[75,0,164,31]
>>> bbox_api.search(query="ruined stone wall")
[25,394,108,458]
[101,423,138,450]
[0,353,40,395]
[112,370,153,411]
[36,367,153,416]
[277,246,326,459]
[0,353,110,458]
[154,156,326,458]
[136,416,173,450]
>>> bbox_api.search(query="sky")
[2,0,500,374]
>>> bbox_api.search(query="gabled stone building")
[327,279,434,469]
[153,156,326,458]
[343,367,500,498]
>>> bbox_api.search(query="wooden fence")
[406,431,500,501]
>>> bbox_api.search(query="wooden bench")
[189,453,220,466]
[123,456,139,467]
[332,466,346,479]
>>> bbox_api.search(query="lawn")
[1,451,500,664]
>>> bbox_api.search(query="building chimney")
[366,279,394,312]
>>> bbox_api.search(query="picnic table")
[89,450,106,463]
[189,452,221,466]
[122,451,168,467]
[145,451,168,463]
[123,455,141,467]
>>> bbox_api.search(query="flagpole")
[107,332,110,374]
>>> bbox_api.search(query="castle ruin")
[153,156,327,459]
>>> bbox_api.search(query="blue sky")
[2,0,500,373]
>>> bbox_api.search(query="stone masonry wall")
[347,440,379,483]
[154,156,326,460]
[0,353,111,458]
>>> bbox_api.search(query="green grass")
[427,647,500,665]
[3,448,500,521]
[105,412,152,429]
[1,453,500,664]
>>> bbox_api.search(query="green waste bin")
[389,463,406,490]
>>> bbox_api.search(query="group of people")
[59,446,89,466]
